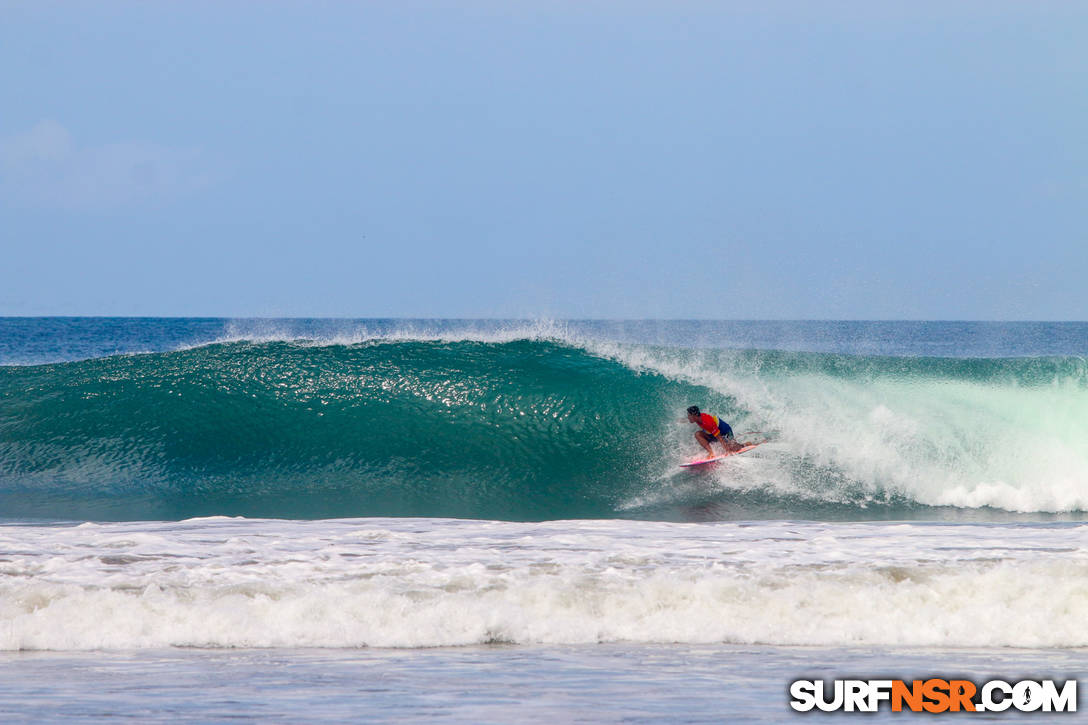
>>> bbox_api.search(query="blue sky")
[2,1,1085,319]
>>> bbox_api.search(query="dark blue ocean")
[1,319,1086,721]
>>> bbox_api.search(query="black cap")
[687,406,700,416]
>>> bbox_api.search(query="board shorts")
[713,422,735,440]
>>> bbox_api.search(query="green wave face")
[0,340,710,520]
[2,339,1087,521]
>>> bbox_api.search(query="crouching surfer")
[686,405,748,459]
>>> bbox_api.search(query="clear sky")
[2,1,1085,319]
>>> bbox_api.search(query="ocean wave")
[1,337,1087,520]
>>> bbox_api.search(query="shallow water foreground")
[0,644,1084,722]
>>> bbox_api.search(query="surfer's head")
[686,405,700,421]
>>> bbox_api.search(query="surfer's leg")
[721,436,742,453]
[695,431,715,458]
[718,423,742,452]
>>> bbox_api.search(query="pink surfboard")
[679,440,767,468]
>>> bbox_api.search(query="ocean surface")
[1,318,1087,721]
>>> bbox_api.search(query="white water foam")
[585,341,1088,513]
[2,517,1087,650]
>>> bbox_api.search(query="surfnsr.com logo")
[789,679,1077,713]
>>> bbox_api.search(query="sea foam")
[2,517,1086,651]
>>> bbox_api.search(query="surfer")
[686,405,746,459]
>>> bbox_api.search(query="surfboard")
[679,440,767,468]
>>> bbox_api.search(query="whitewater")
[2,318,1087,721]
[4,517,1087,651]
